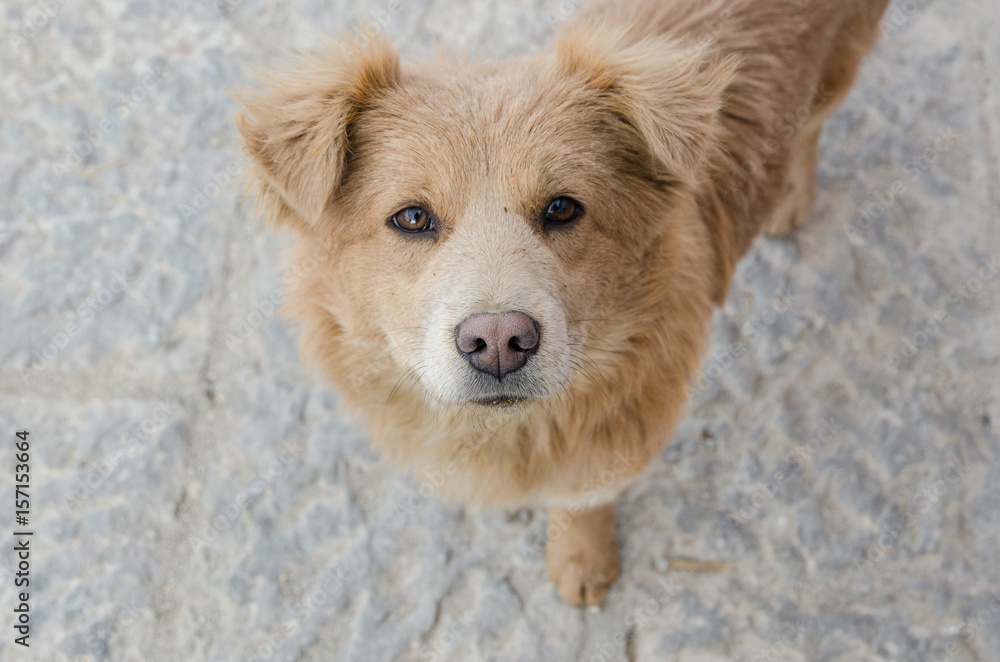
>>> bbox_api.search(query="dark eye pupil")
[545,197,579,224]
[393,206,433,233]
[404,208,424,227]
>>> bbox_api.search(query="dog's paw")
[763,173,815,236]
[545,505,620,607]
[763,127,820,237]
[547,550,621,607]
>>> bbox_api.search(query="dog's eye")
[390,206,435,233]
[543,197,583,226]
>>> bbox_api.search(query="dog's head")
[237,24,735,412]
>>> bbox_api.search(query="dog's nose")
[456,312,540,379]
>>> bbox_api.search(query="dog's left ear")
[557,24,738,187]
[236,38,400,229]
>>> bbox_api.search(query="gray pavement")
[0,0,998,660]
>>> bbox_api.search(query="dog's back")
[574,0,891,297]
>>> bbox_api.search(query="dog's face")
[238,28,735,411]
[330,62,667,407]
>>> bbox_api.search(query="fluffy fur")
[237,0,889,605]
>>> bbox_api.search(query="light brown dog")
[237,0,889,606]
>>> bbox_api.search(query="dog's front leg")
[545,503,620,606]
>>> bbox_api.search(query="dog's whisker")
[352,336,426,363]
[384,361,427,409]
[568,357,613,405]
[565,317,625,325]
[352,343,428,380]
[567,349,615,397]
[377,325,429,334]
[567,341,631,356]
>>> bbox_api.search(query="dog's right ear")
[557,23,738,189]
[235,38,400,230]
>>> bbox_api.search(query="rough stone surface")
[1,0,999,660]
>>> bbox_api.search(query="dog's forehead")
[352,64,615,207]
[392,66,599,148]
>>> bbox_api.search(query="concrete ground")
[1,0,999,660]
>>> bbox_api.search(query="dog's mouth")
[470,394,529,407]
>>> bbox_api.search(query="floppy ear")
[235,38,400,229]
[557,24,738,187]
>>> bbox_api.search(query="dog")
[236,0,890,606]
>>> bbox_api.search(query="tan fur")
[546,504,620,606]
[236,0,889,605]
